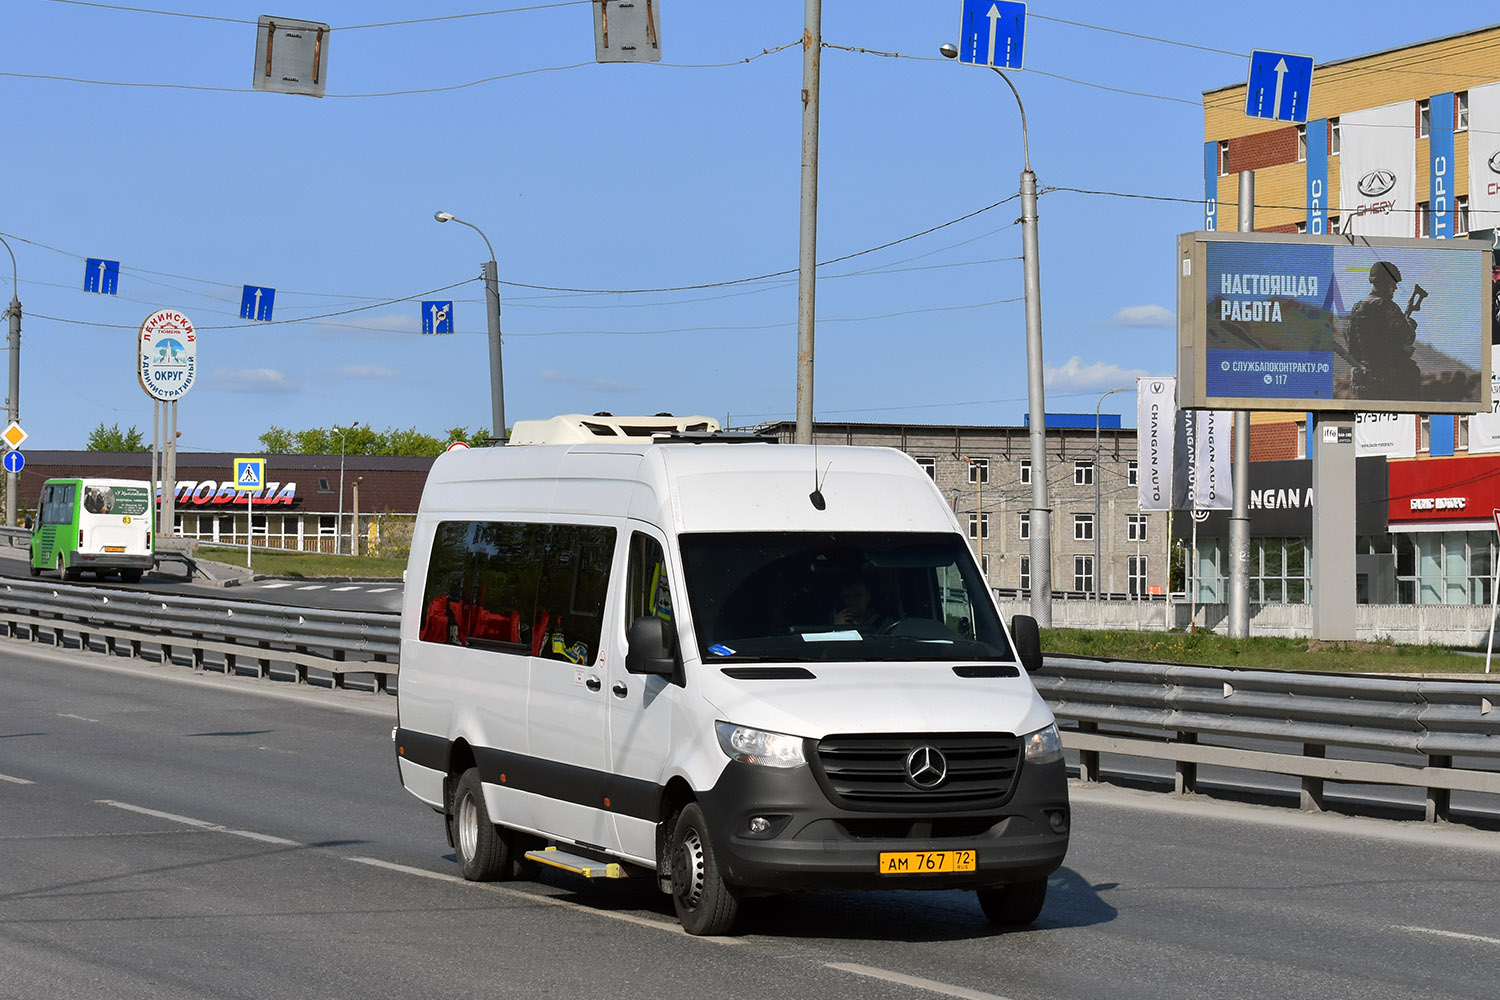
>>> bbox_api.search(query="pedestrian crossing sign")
[233,457,266,491]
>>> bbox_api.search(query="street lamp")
[1,235,20,527]
[1093,386,1130,600]
[434,210,506,443]
[940,43,1052,625]
[332,422,358,555]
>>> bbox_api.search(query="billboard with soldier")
[1176,231,1491,413]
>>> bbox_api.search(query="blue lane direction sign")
[233,457,265,491]
[3,450,23,474]
[240,284,276,322]
[958,0,1025,70]
[422,300,454,335]
[1245,50,1314,124]
[83,258,120,295]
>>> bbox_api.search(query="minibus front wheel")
[669,803,740,936]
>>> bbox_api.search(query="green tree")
[255,424,485,457]
[258,426,294,453]
[86,422,148,451]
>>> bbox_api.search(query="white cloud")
[538,370,637,393]
[205,368,298,393]
[1044,356,1149,392]
[1111,304,1174,328]
[338,364,399,380]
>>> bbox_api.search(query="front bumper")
[697,756,1069,892]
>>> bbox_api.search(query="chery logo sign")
[1357,169,1397,197]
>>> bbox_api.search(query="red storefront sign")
[1387,456,1500,524]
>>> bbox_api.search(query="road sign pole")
[1229,171,1254,639]
[247,490,253,571]
[2,235,20,527]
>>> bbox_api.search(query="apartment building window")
[1128,514,1148,542]
[1218,139,1229,177]
[980,554,989,578]
[1074,555,1094,594]
[968,512,989,540]
[1458,415,1470,452]
[1457,195,1470,236]
[1019,556,1031,593]
[1296,222,1307,234]
[1074,460,1094,486]
[1417,98,1431,138]
[1417,200,1431,238]
[1128,555,1148,597]
[967,458,989,484]
[1297,420,1307,458]
[1019,459,1031,485]
[1458,91,1470,131]
[1329,117,1341,154]
[1127,460,1138,487]
[1074,513,1094,541]
[1327,213,1341,235]
[1420,415,1431,453]
[1018,511,1030,540]
[915,456,936,480]
[1296,124,1307,162]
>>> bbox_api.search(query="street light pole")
[332,422,357,555]
[1094,386,1129,600]
[1,235,19,527]
[435,211,506,443]
[940,47,1052,624]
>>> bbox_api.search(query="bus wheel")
[28,557,40,577]
[449,768,513,881]
[669,803,740,936]
[57,555,78,582]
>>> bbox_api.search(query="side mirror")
[626,615,678,678]
[1010,614,1043,673]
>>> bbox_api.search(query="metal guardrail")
[1034,656,1500,823]
[0,577,398,691]
[0,525,29,548]
[3,581,1498,821]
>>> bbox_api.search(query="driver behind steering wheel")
[831,577,892,632]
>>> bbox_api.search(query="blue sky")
[1,1,1489,451]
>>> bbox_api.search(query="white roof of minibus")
[419,441,958,534]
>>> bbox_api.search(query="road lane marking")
[96,799,301,846]
[258,582,293,589]
[826,963,1014,1000]
[1394,925,1500,946]
[0,772,34,785]
[332,586,360,592]
[345,856,744,944]
[57,713,100,723]
[367,587,395,593]
[295,585,326,591]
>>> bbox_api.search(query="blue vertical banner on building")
[1306,118,1328,234]
[1429,415,1456,456]
[1430,92,1455,239]
[1204,141,1219,230]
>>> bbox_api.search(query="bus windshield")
[677,531,1014,663]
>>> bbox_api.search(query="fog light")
[1045,809,1069,833]
[748,816,771,834]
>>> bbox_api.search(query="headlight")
[715,721,807,768]
[1023,723,1063,765]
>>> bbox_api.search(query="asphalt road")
[3,642,1498,1000]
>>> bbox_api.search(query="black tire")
[120,569,144,583]
[28,557,39,578]
[669,803,739,936]
[976,877,1048,926]
[57,554,78,582]
[449,768,512,881]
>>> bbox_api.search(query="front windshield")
[678,531,1015,663]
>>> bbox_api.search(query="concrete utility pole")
[1229,172,1254,637]
[435,211,506,443]
[794,0,822,445]
[2,235,19,527]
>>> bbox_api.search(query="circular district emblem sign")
[138,309,198,401]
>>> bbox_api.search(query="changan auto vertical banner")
[1339,101,1416,238]
[1192,410,1233,510]
[1467,82,1500,232]
[1137,377,1175,511]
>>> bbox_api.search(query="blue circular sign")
[3,450,23,474]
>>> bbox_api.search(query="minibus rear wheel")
[450,767,512,881]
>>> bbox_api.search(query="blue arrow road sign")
[240,285,276,322]
[422,300,454,335]
[3,450,23,474]
[1245,50,1314,124]
[958,0,1025,70]
[83,258,120,295]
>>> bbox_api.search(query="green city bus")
[31,478,155,582]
